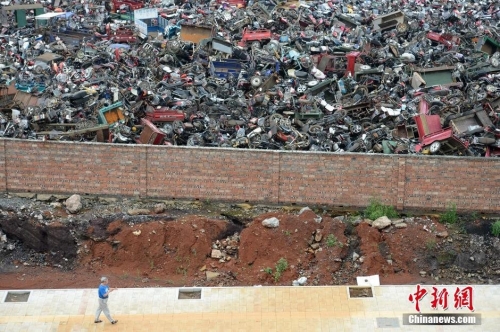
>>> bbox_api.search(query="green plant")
[326,234,343,248]
[365,199,399,220]
[149,259,155,270]
[470,211,479,220]
[264,259,289,282]
[440,203,458,224]
[283,230,291,236]
[492,220,500,237]
[176,266,188,276]
[437,250,457,266]
[273,258,288,282]
[425,239,436,251]
[405,212,414,218]
[276,258,288,273]
[346,215,360,224]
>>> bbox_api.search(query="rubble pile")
[0,0,500,156]
[0,229,15,251]
[210,232,240,262]
[307,228,324,253]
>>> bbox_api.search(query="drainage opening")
[178,288,202,299]
[376,317,400,328]
[5,291,31,303]
[348,286,373,298]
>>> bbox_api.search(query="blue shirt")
[98,284,109,299]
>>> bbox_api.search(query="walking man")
[95,277,118,324]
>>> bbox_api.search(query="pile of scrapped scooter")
[1,0,500,156]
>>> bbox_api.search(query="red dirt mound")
[0,211,450,289]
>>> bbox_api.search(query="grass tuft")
[440,203,458,224]
[365,199,398,220]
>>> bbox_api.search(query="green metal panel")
[420,71,453,87]
[15,9,26,28]
[479,37,500,55]
[98,101,124,125]
[382,140,398,154]
[35,8,44,16]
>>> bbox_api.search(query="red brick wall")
[278,153,401,209]
[4,140,146,196]
[402,156,500,212]
[146,147,280,202]
[0,140,5,192]
[1,139,499,212]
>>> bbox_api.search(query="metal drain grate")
[348,286,374,298]
[4,291,30,303]
[376,317,400,328]
[178,288,202,299]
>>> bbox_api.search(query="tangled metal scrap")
[1,0,500,156]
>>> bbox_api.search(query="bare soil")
[0,195,499,290]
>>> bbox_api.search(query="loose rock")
[299,207,312,214]
[314,230,323,242]
[297,277,307,285]
[50,202,62,208]
[372,216,392,230]
[262,217,279,228]
[211,249,223,259]
[437,231,449,238]
[206,271,220,281]
[36,194,53,202]
[154,203,166,214]
[65,195,82,214]
[310,243,320,250]
[127,208,150,216]
[235,203,252,210]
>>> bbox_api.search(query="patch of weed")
[265,258,289,282]
[326,234,343,248]
[273,258,288,282]
[437,250,456,266]
[492,220,500,237]
[440,203,458,224]
[176,266,188,276]
[346,215,360,224]
[425,239,436,251]
[365,199,398,220]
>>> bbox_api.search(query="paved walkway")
[0,285,498,332]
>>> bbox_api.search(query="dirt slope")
[0,195,499,289]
